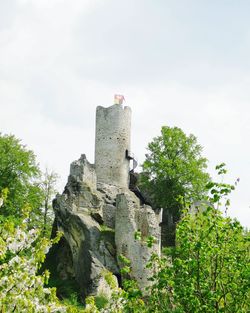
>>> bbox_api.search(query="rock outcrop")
[53,155,119,298]
[51,103,162,300]
[116,191,162,292]
[52,154,161,299]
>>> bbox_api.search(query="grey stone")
[95,105,131,188]
[52,103,162,299]
[70,154,96,189]
[102,204,116,228]
[53,155,119,298]
[115,191,161,292]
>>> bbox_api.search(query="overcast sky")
[0,0,249,227]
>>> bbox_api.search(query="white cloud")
[0,0,249,227]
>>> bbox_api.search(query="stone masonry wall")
[95,104,131,188]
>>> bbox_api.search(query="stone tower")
[95,104,131,188]
[52,101,162,300]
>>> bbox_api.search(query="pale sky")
[0,0,249,227]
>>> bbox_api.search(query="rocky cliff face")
[52,154,161,299]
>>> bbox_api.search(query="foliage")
[140,126,210,214]
[39,168,59,236]
[0,133,59,238]
[0,197,66,312]
[62,293,87,313]
[94,294,109,310]
[147,165,250,313]
[0,133,42,218]
[105,255,145,313]
[102,270,117,290]
[48,274,82,305]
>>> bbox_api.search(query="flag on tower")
[114,94,125,105]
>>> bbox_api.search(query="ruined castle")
[52,102,162,299]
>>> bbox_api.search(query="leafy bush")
[0,197,65,312]
[147,165,250,313]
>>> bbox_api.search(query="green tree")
[0,133,42,218]
[147,165,250,313]
[140,126,210,246]
[39,168,59,236]
[0,195,66,312]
